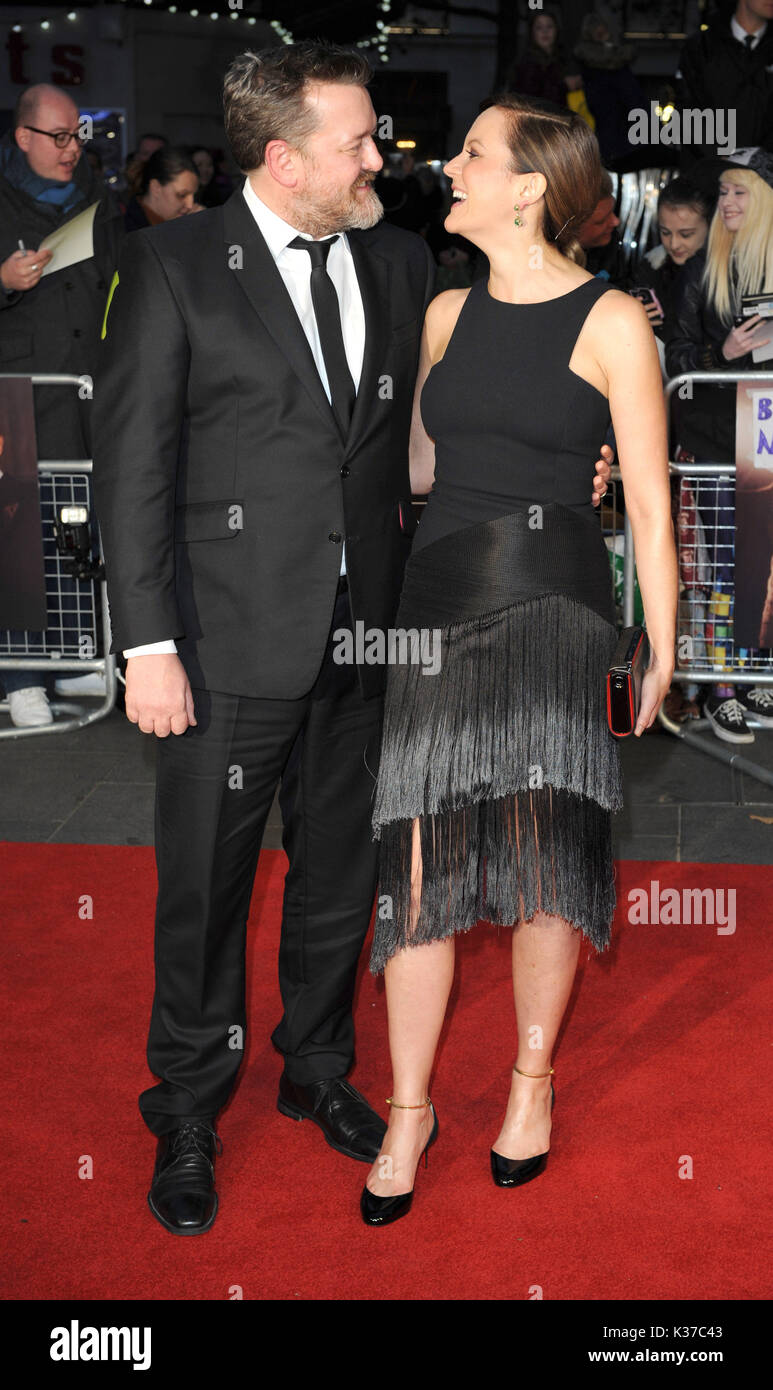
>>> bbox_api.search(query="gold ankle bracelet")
[513,1065,554,1078]
[386,1096,431,1108]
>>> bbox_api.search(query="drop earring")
[513,203,522,227]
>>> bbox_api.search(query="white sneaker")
[737,687,773,727]
[704,696,754,744]
[54,672,106,697]
[7,686,54,728]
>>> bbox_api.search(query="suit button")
[340,465,350,477]
[73,328,82,337]
[328,531,342,543]
[64,281,73,291]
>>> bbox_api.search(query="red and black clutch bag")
[607,626,649,737]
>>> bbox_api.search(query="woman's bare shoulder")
[584,285,655,354]
[593,285,650,326]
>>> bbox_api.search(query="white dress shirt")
[124,178,365,658]
[730,15,767,48]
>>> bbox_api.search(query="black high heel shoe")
[490,1065,554,1188]
[360,1098,438,1226]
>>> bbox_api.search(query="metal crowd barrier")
[0,373,117,741]
[652,370,773,787]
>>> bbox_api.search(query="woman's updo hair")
[137,145,199,198]
[483,93,603,265]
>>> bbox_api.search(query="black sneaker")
[737,687,773,727]
[704,696,754,744]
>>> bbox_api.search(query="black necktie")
[288,234,356,438]
[744,33,755,49]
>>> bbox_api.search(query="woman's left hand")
[635,660,674,736]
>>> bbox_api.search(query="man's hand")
[125,653,196,736]
[592,443,615,507]
[0,247,53,293]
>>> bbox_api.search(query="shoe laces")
[715,698,746,725]
[169,1121,223,1161]
[747,688,773,708]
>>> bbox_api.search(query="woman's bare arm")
[599,292,678,734]
[410,289,469,495]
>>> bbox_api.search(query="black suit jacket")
[677,22,773,163]
[92,189,436,699]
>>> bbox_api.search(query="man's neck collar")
[732,10,768,39]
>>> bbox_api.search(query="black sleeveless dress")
[370,276,624,974]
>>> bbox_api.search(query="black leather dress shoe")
[277,1074,386,1162]
[147,1121,222,1235]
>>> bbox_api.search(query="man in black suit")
[93,41,613,1236]
[92,42,437,1236]
[677,0,773,166]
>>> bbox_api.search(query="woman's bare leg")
[491,913,581,1159]
[365,819,455,1197]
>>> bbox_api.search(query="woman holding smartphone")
[667,150,773,744]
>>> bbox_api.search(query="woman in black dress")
[361,95,677,1225]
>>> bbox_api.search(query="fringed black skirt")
[370,505,624,975]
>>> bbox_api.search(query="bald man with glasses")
[0,83,124,448]
[0,84,124,726]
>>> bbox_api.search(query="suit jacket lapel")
[345,228,392,458]
[222,192,392,454]
[221,190,340,440]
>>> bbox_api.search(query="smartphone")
[630,286,664,318]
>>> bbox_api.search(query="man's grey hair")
[223,41,373,173]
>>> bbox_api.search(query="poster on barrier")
[735,380,773,649]
[0,376,46,631]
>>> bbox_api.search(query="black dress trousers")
[138,586,383,1137]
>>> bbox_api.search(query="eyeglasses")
[24,125,84,149]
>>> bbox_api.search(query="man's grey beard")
[293,179,384,238]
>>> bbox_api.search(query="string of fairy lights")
[10,2,395,62]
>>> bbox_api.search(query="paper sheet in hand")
[741,293,773,365]
[38,200,100,277]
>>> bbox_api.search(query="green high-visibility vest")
[101,269,119,339]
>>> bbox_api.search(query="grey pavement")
[2,698,773,862]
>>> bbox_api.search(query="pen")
[17,239,25,255]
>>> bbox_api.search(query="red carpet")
[2,843,770,1301]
